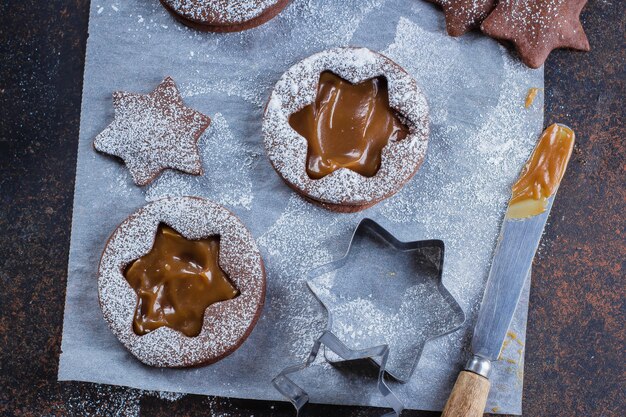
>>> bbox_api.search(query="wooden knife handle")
[441,371,490,417]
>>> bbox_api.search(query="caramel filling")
[289,71,409,180]
[524,87,542,109]
[124,224,239,337]
[507,124,575,219]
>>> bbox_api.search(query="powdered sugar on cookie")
[163,0,284,24]
[93,77,210,186]
[98,197,265,367]
[263,47,430,207]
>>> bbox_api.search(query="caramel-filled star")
[124,224,239,337]
[481,0,590,68]
[289,71,409,180]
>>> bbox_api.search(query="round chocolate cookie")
[160,0,292,32]
[263,47,430,212]
[98,196,265,367]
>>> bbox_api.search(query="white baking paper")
[59,0,543,414]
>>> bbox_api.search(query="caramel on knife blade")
[507,123,575,219]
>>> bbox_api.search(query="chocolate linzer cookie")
[263,47,430,212]
[481,0,590,68]
[426,0,496,37]
[160,0,292,32]
[98,197,265,367]
[94,77,210,186]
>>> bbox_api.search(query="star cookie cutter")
[273,331,402,417]
[273,218,465,416]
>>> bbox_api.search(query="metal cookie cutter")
[273,331,403,417]
[273,218,465,416]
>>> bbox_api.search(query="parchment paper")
[59,0,543,414]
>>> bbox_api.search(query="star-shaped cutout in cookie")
[124,224,239,338]
[307,219,465,381]
[94,77,211,186]
[481,0,590,68]
[289,71,408,180]
[426,0,497,37]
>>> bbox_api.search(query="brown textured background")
[0,1,624,416]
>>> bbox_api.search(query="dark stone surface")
[0,0,623,416]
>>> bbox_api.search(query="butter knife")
[441,123,576,417]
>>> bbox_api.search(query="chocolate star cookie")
[94,77,211,186]
[481,0,590,68]
[426,0,496,36]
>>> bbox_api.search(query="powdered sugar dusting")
[486,0,577,48]
[274,0,387,58]
[64,0,542,412]
[263,47,429,206]
[372,20,540,389]
[98,197,265,367]
[93,77,210,186]
[377,19,540,310]
[163,0,282,24]
[146,113,258,209]
[60,386,186,416]
[432,0,496,33]
[257,195,356,359]
[379,21,540,296]
[180,79,267,108]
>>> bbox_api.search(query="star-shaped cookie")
[94,77,211,186]
[481,0,590,68]
[426,0,496,37]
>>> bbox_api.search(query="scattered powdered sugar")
[486,0,574,48]
[371,20,539,403]
[98,197,265,367]
[62,386,265,417]
[146,113,258,209]
[180,78,267,108]
[93,77,210,186]
[263,47,430,206]
[257,195,357,360]
[162,0,282,24]
[56,385,187,417]
[64,0,542,412]
[377,20,540,310]
[278,0,387,54]
[433,0,496,32]
[378,20,540,307]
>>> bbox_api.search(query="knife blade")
[471,197,553,362]
[441,123,576,417]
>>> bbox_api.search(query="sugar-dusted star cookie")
[481,0,590,69]
[426,0,496,37]
[94,77,211,186]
